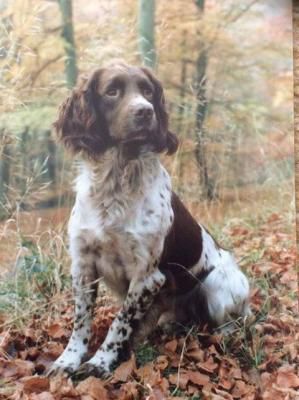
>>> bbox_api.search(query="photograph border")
[292,2,299,305]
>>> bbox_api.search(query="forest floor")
[0,203,298,399]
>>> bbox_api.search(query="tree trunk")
[20,128,28,194]
[138,0,156,69]
[45,129,56,185]
[59,0,78,88]
[194,0,215,200]
[0,131,10,208]
[177,31,188,133]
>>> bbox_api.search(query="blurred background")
[0,0,294,276]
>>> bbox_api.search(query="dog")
[48,62,250,379]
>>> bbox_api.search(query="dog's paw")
[46,361,77,378]
[72,361,112,381]
[46,352,83,378]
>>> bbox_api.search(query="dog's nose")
[134,106,154,123]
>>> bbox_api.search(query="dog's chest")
[69,158,173,298]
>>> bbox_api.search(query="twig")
[172,325,195,396]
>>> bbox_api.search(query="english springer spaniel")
[48,62,250,379]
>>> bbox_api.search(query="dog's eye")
[143,88,153,98]
[106,88,119,97]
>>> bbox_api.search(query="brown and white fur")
[48,62,250,379]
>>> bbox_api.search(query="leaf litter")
[0,212,298,399]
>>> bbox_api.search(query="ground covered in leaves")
[0,211,298,399]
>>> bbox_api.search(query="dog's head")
[54,62,179,159]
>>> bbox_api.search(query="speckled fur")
[48,63,250,379]
[48,148,173,377]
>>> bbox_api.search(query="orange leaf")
[164,339,178,353]
[28,392,55,400]
[46,323,67,339]
[169,372,189,390]
[197,357,219,374]
[155,355,168,371]
[22,376,49,393]
[113,355,136,382]
[276,366,299,388]
[0,359,34,378]
[136,362,161,387]
[76,376,108,400]
[186,371,210,387]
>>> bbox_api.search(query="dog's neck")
[75,147,161,202]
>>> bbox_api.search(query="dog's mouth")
[120,130,152,144]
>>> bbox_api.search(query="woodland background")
[0,1,298,399]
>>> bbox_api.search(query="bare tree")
[138,0,156,69]
[0,131,10,209]
[194,0,215,199]
[58,0,78,88]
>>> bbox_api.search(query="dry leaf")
[155,355,168,371]
[22,376,49,393]
[187,371,210,387]
[169,372,189,390]
[197,357,219,374]
[164,339,178,353]
[276,366,299,388]
[0,359,35,378]
[113,355,136,382]
[27,392,55,400]
[76,376,108,399]
[46,323,67,339]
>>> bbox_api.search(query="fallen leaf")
[118,381,139,400]
[27,391,55,400]
[0,359,35,378]
[218,378,234,391]
[164,339,177,353]
[22,376,49,393]
[276,365,299,388]
[46,323,67,339]
[136,362,161,387]
[197,357,219,374]
[187,348,205,362]
[155,355,168,371]
[186,370,210,387]
[113,355,136,382]
[169,372,189,390]
[231,380,252,398]
[76,376,108,399]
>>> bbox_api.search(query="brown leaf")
[148,387,167,400]
[46,323,67,339]
[155,355,168,371]
[164,339,178,353]
[118,381,139,400]
[231,380,251,398]
[212,388,234,399]
[27,392,55,400]
[187,371,210,387]
[187,348,205,362]
[22,376,49,393]
[136,362,161,387]
[49,375,78,397]
[0,359,35,378]
[197,357,219,374]
[276,365,299,388]
[76,376,108,399]
[169,372,189,390]
[113,355,136,382]
[218,378,234,391]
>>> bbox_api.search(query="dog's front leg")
[75,268,166,379]
[47,261,97,376]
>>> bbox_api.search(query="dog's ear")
[141,67,179,155]
[54,69,111,158]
